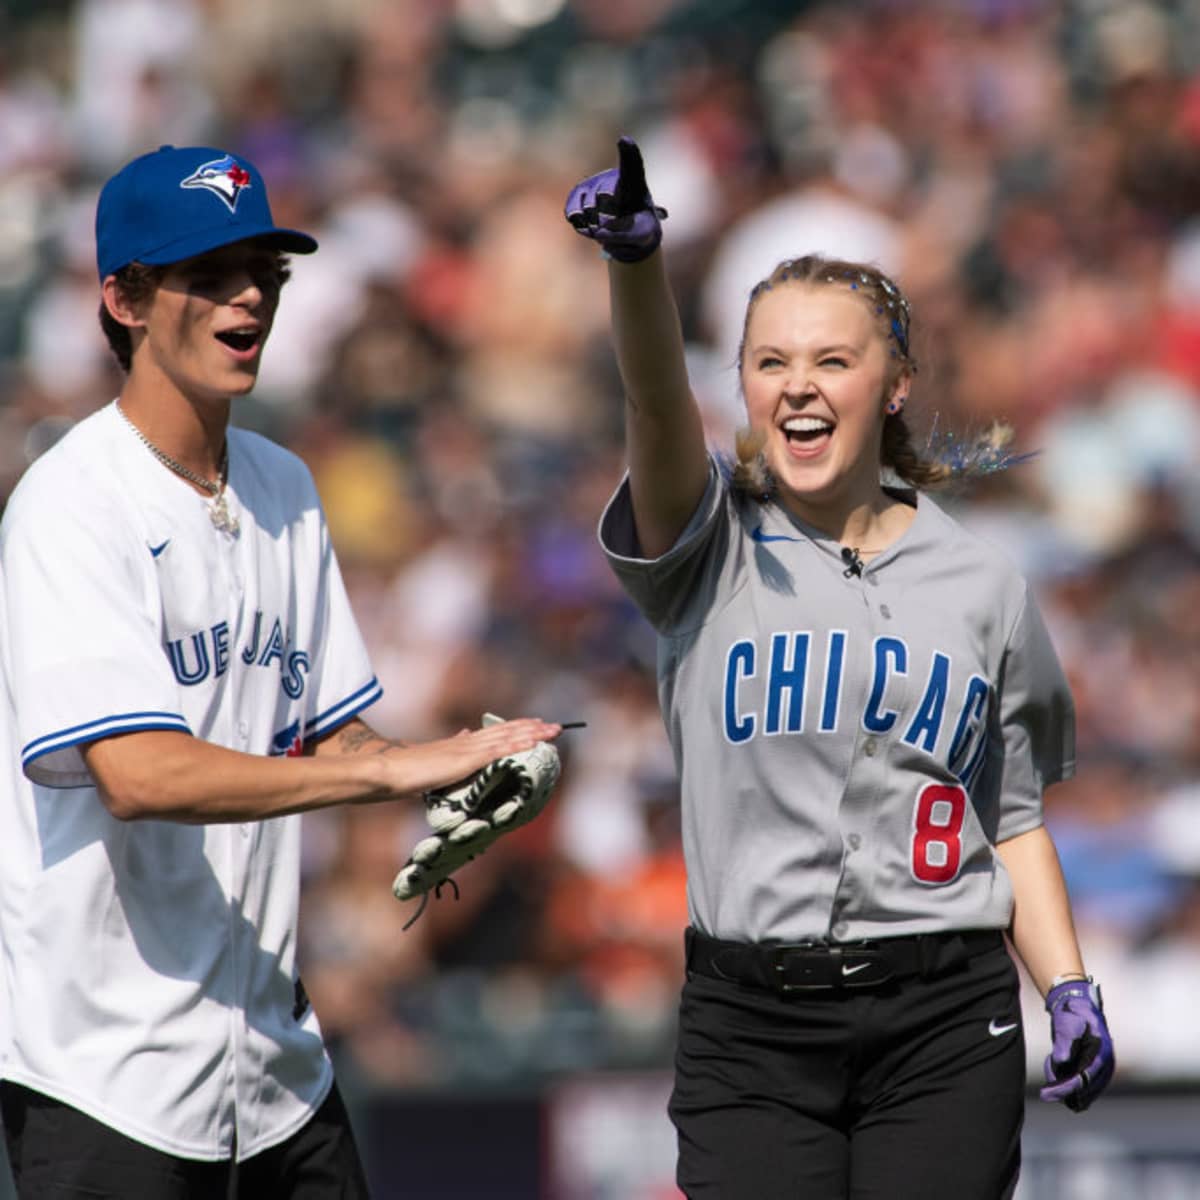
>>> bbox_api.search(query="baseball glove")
[392,714,562,927]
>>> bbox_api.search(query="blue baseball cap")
[95,144,318,280]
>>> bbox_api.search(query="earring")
[886,398,904,415]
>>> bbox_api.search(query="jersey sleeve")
[299,506,382,742]
[991,585,1076,841]
[598,459,729,634]
[1,495,190,788]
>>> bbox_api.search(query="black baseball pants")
[0,1078,370,1199]
[669,933,1025,1199]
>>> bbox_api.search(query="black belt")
[685,926,1004,993]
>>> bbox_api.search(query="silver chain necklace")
[115,402,240,535]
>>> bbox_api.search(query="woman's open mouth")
[782,415,833,455]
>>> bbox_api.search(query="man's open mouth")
[216,329,261,352]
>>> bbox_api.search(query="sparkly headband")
[751,265,913,360]
[821,267,911,361]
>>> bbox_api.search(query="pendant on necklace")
[208,491,240,536]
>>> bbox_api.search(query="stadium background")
[1,0,1199,1195]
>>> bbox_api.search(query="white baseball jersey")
[600,460,1074,945]
[0,401,382,1161]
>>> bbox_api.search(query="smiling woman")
[731,257,955,521]
[727,256,1032,535]
[735,262,913,549]
[564,137,1114,1200]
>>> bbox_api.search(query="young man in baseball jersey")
[0,145,562,1199]
[565,140,1114,1199]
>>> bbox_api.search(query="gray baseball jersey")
[600,460,1074,944]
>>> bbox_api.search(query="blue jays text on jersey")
[166,608,310,700]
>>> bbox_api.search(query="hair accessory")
[924,415,1038,480]
[96,145,318,280]
[815,264,912,359]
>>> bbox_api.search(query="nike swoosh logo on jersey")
[750,524,801,544]
[149,540,170,558]
[841,962,872,976]
[988,1019,1019,1037]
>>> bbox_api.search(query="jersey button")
[863,737,878,756]
[880,604,892,619]
[833,922,849,938]
[848,834,862,850]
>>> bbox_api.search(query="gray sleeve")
[992,585,1076,842]
[598,460,729,635]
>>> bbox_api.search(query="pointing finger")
[613,136,648,217]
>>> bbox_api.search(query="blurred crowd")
[3,0,1200,1100]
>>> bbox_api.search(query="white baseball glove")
[393,714,562,926]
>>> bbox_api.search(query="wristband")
[1050,972,1089,989]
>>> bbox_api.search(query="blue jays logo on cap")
[180,155,254,213]
[95,144,318,279]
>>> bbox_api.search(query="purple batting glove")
[564,136,667,264]
[1039,978,1115,1113]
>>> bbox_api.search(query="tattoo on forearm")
[338,724,383,754]
[336,721,409,756]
